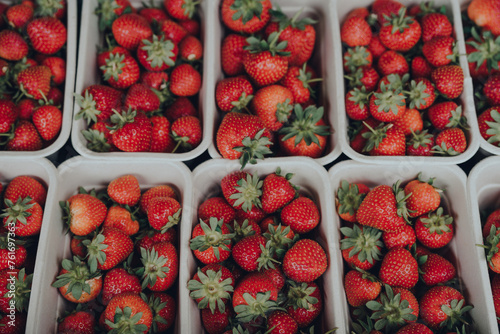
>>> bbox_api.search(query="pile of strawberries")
[52,175,180,333]
[77,0,203,153]
[0,0,68,151]
[0,175,48,333]
[188,168,330,334]
[341,0,469,157]
[214,0,330,167]
[336,174,475,333]
[461,0,500,148]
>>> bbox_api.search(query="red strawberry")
[280,197,319,234]
[221,34,248,76]
[4,120,43,151]
[492,273,500,323]
[345,65,380,92]
[415,207,454,249]
[283,239,327,283]
[140,185,177,213]
[406,78,436,110]
[280,64,319,104]
[198,197,236,224]
[421,12,453,43]
[147,196,181,232]
[336,181,370,223]
[395,323,433,334]
[340,15,372,47]
[368,33,387,60]
[103,205,140,236]
[232,234,271,271]
[40,56,66,86]
[267,311,298,334]
[341,224,383,270]
[285,281,322,328]
[2,197,43,237]
[433,127,467,155]
[71,236,88,258]
[419,286,472,330]
[362,123,406,156]
[261,168,296,214]
[107,174,141,206]
[468,0,500,37]
[382,223,416,249]
[147,292,176,333]
[369,83,406,122]
[94,0,134,31]
[170,115,202,151]
[483,209,500,238]
[103,292,153,333]
[344,269,382,307]
[404,176,441,217]
[202,304,232,334]
[188,263,234,313]
[124,83,160,113]
[138,241,178,291]
[216,76,254,113]
[191,217,233,264]
[179,18,200,36]
[483,74,500,105]
[377,50,409,77]
[32,105,62,141]
[478,107,500,146]
[0,235,27,270]
[150,115,175,152]
[221,171,262,212]
[160,19,188,44]
[62,193,107,236]
[379,8,421,52]
[216,112,273,167]
[0,269,31,314]
[428,101,464,130]
[84,227,133,272]
[179,35,203,61]
[252,85,294,132]
[221,0,272,34]
[165,96,197,121]
[164,0,198,20]
[139,7,168,24]
[0,99,18,134]
[6,4,33,29]
[75,84,123,123]
[169,63,201,96]
[57,310,96,334]
[136,228,177,252]
[0,30,29,61]
[112,13,152,51]
[391,108,423,136]
[356,183,408,232]
[98,46,141,89]
[344,46,373,73]
[27,17,66,54]
[136,35,178,72]
[109,109,153,152]
[422,36,457,67]
[345,87,370,121]
[101,267,142,305]
[16,65,52,100]
[379,247,419,289]
[411,55,434,78]
[140,71,169,90]
[4,175,47,206]
[416,246,456,286]
[431,65,464,99]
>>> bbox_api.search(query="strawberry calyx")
[442,105,468,129]
[180,0,200,19]
[2,268,32,312]
[337,180,366,217]
[431,141,460,156]
[83,232,109,273]
[361,122,390,152]
[383,7,415,34]
[140,35,177,69]
[228,219,257,243]
[51,256,102,301]
[109,108,137,131]
[244,31,290,57]
[231,91,254,113]
[104,306,148,333]
[479,225,500,269]
[275,98,293,124]
[351,316,378,334]
[256,240,280,271]
[74,90,103,123]
[466,28,500,73]
[439,299,474,331]
[230,0,267,25]
[136,246,170,289]
[392,180,413,223]
[344,46,372,73]
[190,218,233,261]
[285,281,319,310]
[142,293,169,333]
[269,6,317,31]
[485,108,500,145]
[279,104,330,147]
[230,172,263,213]
[348,86,371,111]
[95,0,133,32]
[340,224,383,265]
[419,207,453,234]
[407,129,433,149]
[405,79,431,109]
[263,223,294,258]
[373,82,406,117]
[1,197,35,226]
[234,291,282,323]
[366,284,417,332]
[81,129,112,152]
[297,63,322,98]
[234,128,273,169]
[35,0,65,17]
[100,52,126,82]
[187,268,234,313]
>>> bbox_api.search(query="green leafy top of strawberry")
[109,108,137,130]
[100,53,127,82]
[230,0,267,24]
[344,46,372,73]
[361,122,390,152]
[480,225,500,268]
[351,316,378,334]
[337,180,366,217]
[438,298,474,331]
[74,90,102,123]
[142,293,169,333]
[228,219,256,243]
[392,180,413,223]
[407,129,433,149]
[285,281,319,310]
[366,284,417,332]
[136,246,170,289]
[141,35,177,68]
[384,73,410,92]
[405,79,431,109]
[230,172,263,212]
[373,82,406,116]
[279,104,330,147]
[263,223,295,259]
[269,6,317,31]
[81,129,112,152]
[340,224,383,265]
[1,197,35,226]
[383,7,416,34]
[83,233,109,273]
[105,306,148,333]
[189,218,234,260]
[35,0,64,17]
[51,256,101,301]
[244,31,290,57]
[485,108,500,145]
[187,268,234,314]
[467,28,500,72]
[228,325,254,334]
[256,240,280,271]
[297,63,322,99]
[420,207,453,234]
[234,291,282,323]
[95,0,133,32]
[234,128,273,169]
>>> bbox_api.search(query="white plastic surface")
[183,157,345,333]
[71,0,212,161]
[0,159,59,331]
[467,156,500,334]
[332,0,481,165]
[27,156,193,334]
[206,0,342,166]
[329,160,494,334]
[1,0,77,159]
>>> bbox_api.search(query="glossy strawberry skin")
[27,16,67,55]
[112,13,152,51]
[243,51,288,87]
[379,247,419,289]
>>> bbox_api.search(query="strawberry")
[52,257,103,303]
[422,36,457,67]
[32,105,62,141]
[75,84,123,123]
[431,65,464,99]
[478,107,500,146]
[406,78,436,110]
[4,120,43,151]
[3,175,46,206]
[368,33,387,60]
[465,32,499,79]
[344,46,373,73]
[346,87,370,121]
[160,19,188,44]
[283,239,327,283]
[2,196,43,237]
[147,292,176,332]
[147,196,181,232]
[17,98,37,121]
[216,112,273,167]
[382,223,416,249]
[280,64,319,104]
[336,181,370,223]
[221,0,272,34]
[191,217,233,264]
[139,7,168,24]
[252,85,294,132]
[136,228,177,252]
[415,207,454,249]
[411,55,434,79]
[340,15,372,47]
[468,0,500,37]
[261,168,296,214]
[433,127,467,155]
[101,267,142,305]
[180,35,203,61]
[16,65,52,100]
[139,185,177,213]
[169,63,201,96]
[138,241,178,291]
[215,76,254,113]
[483,208,500,238]
[6,4,34,29]
[107,174,141,206]
[341,224,383,270]
[84,227,133,272]
[103,205,140,236]
[362,123,406,156]
[0,99,18,134]
[165,96,197,120]
[41,56,66,86]
[103,292,153,333]
[278,104,330,158]
[221,171,262,213]
[395,323,433,334]
[419,286,473,330]
[421,12,453,43]
[377,50,409,77]
[280,197,319,234]
[379,8,421,52]
[428,101,464,131]
[170,115,202,151]
[202,304,232,334]
[61,193,107,236]
[232,234,273,271]
[112,13,152,51]
[416,246,456,286]
[70,235,88,258]
[372,0,405,24]
[140,71,169,91]
[482,225,500,273]
[98,46,140,89]
[356,183,409,232]
[344,269,382,307]
[267,311,298,334]
[391,108,423,136]
[82,121,115,152]
[404,176,441,217]
[94,0,134,31]
[369,82,406,122]
[198,197,236,224]
[136,34,178,72]
[57,310,96,334]
[179,18,200,36]
[285,281,322,328]
[483,74,500,105]
[150,114,175,152]
[345,65,380,92]
[0,30,29,61]
[109,109,153,152]
[164,0,198,20]
[345,7,370,20]
[188,263,234,313]
[0,235,26,270]
[124,83,161,113]
[492,273,500,323]
[379,247,418,289]
[27,16,66,54]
